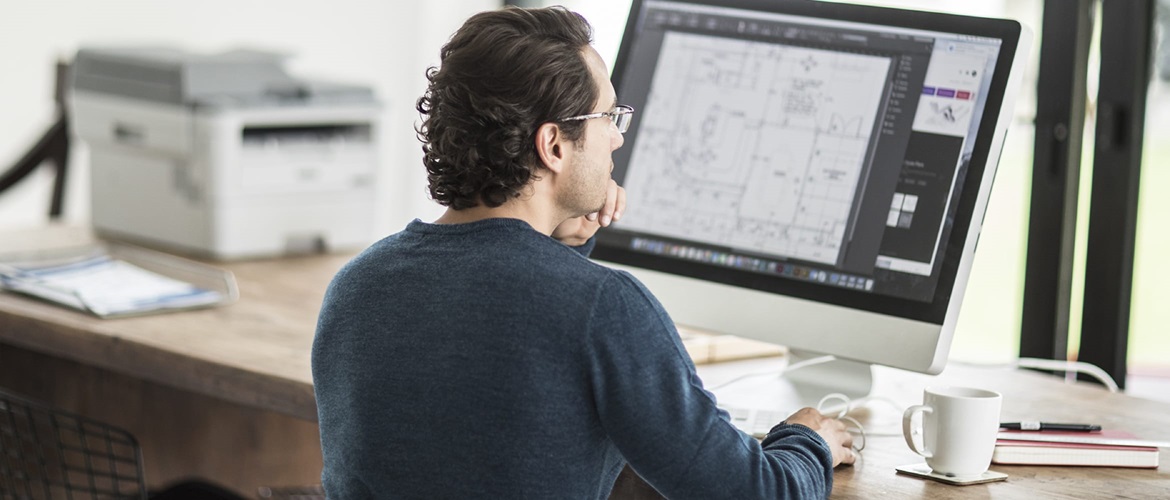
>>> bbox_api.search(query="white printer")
[71,47,382,259]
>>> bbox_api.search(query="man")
[312,6,854,499]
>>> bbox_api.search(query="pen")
[1000,421,1102,432]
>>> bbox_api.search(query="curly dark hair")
[416,7,597,209]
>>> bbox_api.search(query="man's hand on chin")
[552,180,626,246]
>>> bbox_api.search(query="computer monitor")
[593,0,1031,399]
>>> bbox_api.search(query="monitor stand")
[782,350,874,409]
[705,350,874,415]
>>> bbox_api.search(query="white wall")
[0,0,498,233]
[554,0,634,69]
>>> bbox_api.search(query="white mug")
[902,386,1002,478]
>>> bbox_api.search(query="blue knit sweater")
[312,218,833,499]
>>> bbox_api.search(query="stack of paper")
[0,246,235,318]
[993,430,1160,468]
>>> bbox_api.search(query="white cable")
[816,393,869,452]
[705,369,785,392]
[706,355,836,391]
[785,354,838,373]
[953,357,1120,393]
[1014,357,1120,392]
[816,393,852,419]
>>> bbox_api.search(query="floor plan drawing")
[619,32,892,265]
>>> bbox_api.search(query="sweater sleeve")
[583,271,834,499]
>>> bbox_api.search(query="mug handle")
[902,405,934,458]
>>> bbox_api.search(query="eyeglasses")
[558,104,635,134]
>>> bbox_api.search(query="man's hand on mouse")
[784,407,857,467]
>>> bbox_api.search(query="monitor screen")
[593,0,1030,375]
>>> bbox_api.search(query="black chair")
[0,61,71,220]
[0,387,148,499]
[0,387,252,500]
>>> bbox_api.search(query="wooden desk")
[0,227,347,494]
[697,358,1170,499]
[1,227,1167,498]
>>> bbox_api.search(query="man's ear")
[534,122,568,175]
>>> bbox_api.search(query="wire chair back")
[0,388,147,499]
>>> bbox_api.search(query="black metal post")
[1078,0,1154,389]
[1020,0,1095,361]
